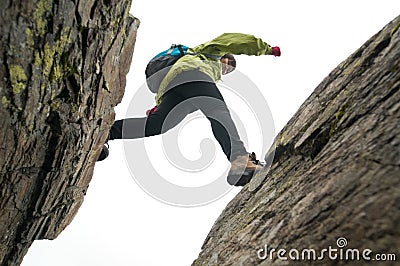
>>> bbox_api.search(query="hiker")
[99,33,281,186]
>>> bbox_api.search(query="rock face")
[193,16,399,265]
[0,1,138,265]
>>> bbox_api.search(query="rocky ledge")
[193,15,400,266]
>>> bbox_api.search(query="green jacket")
[155,33,273,105]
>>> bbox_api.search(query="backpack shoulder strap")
[176,44,185,56]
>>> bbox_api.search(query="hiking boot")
[227,152,264,186]
[97,144,109,161]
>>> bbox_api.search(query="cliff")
[193,16,400,265]
[0,1,139,265]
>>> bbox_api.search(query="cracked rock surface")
[193,16,400,266]
[0,1,139,265]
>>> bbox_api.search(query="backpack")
[145,44,189,93]
[145,44,221,93]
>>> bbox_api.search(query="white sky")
[22,1,399,265]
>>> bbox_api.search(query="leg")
[173,81,247,161]
[109,89,195,140]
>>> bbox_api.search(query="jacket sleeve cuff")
[264,45,273,55]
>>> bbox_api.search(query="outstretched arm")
[191,33,275,56]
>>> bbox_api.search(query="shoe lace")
[249,152,260,165]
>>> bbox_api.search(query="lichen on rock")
[0,1,139,265]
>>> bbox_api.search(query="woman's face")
[220,58,235,75]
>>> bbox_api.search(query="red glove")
[271,46,281,57]
[146,106,158,116]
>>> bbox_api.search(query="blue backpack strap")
[177,44,185,56]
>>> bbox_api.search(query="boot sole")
[227,169,255,186]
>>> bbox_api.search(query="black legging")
[109,80,247,161]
